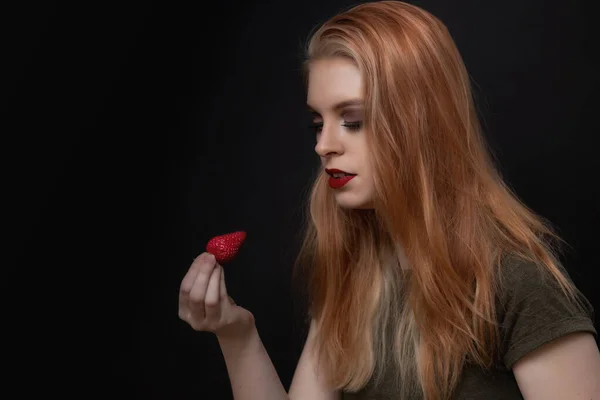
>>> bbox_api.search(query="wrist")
[217,323,259,352]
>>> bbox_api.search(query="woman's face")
[307,57,375,209]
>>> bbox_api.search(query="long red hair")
[293,2,577,399]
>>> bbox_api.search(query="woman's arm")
[513,332,600,399]
[218,326,289,400]
[288,319,340,400]
[218,319,340,400]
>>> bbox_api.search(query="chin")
[334,193,374,210]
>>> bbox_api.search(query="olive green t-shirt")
[342,257,597,400]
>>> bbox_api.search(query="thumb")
[218,266,236,306]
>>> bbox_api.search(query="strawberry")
[206,231,247,264]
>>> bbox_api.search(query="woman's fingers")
[204,265,222,321]
[220,266,230,301]
[177,251,255,337]
[178,254,206,319]
[188,254,217,321]
[219,266,236,306]
[178,251,247,335]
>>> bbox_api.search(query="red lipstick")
[325,168,356,189]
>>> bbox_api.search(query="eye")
[342,121,363,131]
[309,122,323,134]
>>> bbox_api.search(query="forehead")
[306,57,363,110]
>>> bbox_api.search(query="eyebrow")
[307,99,364,114]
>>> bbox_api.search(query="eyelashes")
[309,121,363,134]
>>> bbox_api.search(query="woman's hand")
[178,252,255,340]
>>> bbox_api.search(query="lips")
[325,168,356,189]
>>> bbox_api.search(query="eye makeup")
[308,107,364,133]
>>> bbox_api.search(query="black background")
[6,0,598,398]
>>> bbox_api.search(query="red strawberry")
[206,231,247,264]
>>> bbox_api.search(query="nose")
[314,123,344,157]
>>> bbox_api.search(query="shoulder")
[497,253,570,291]
[495,254,597,369]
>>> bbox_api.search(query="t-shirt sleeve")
[497,256,597,369]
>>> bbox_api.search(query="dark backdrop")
[6,0,598,398]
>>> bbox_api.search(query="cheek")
[358,140,373,174]
[359,163,376,199]
[361,156,375,182]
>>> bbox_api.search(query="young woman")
[178,1,599,399]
